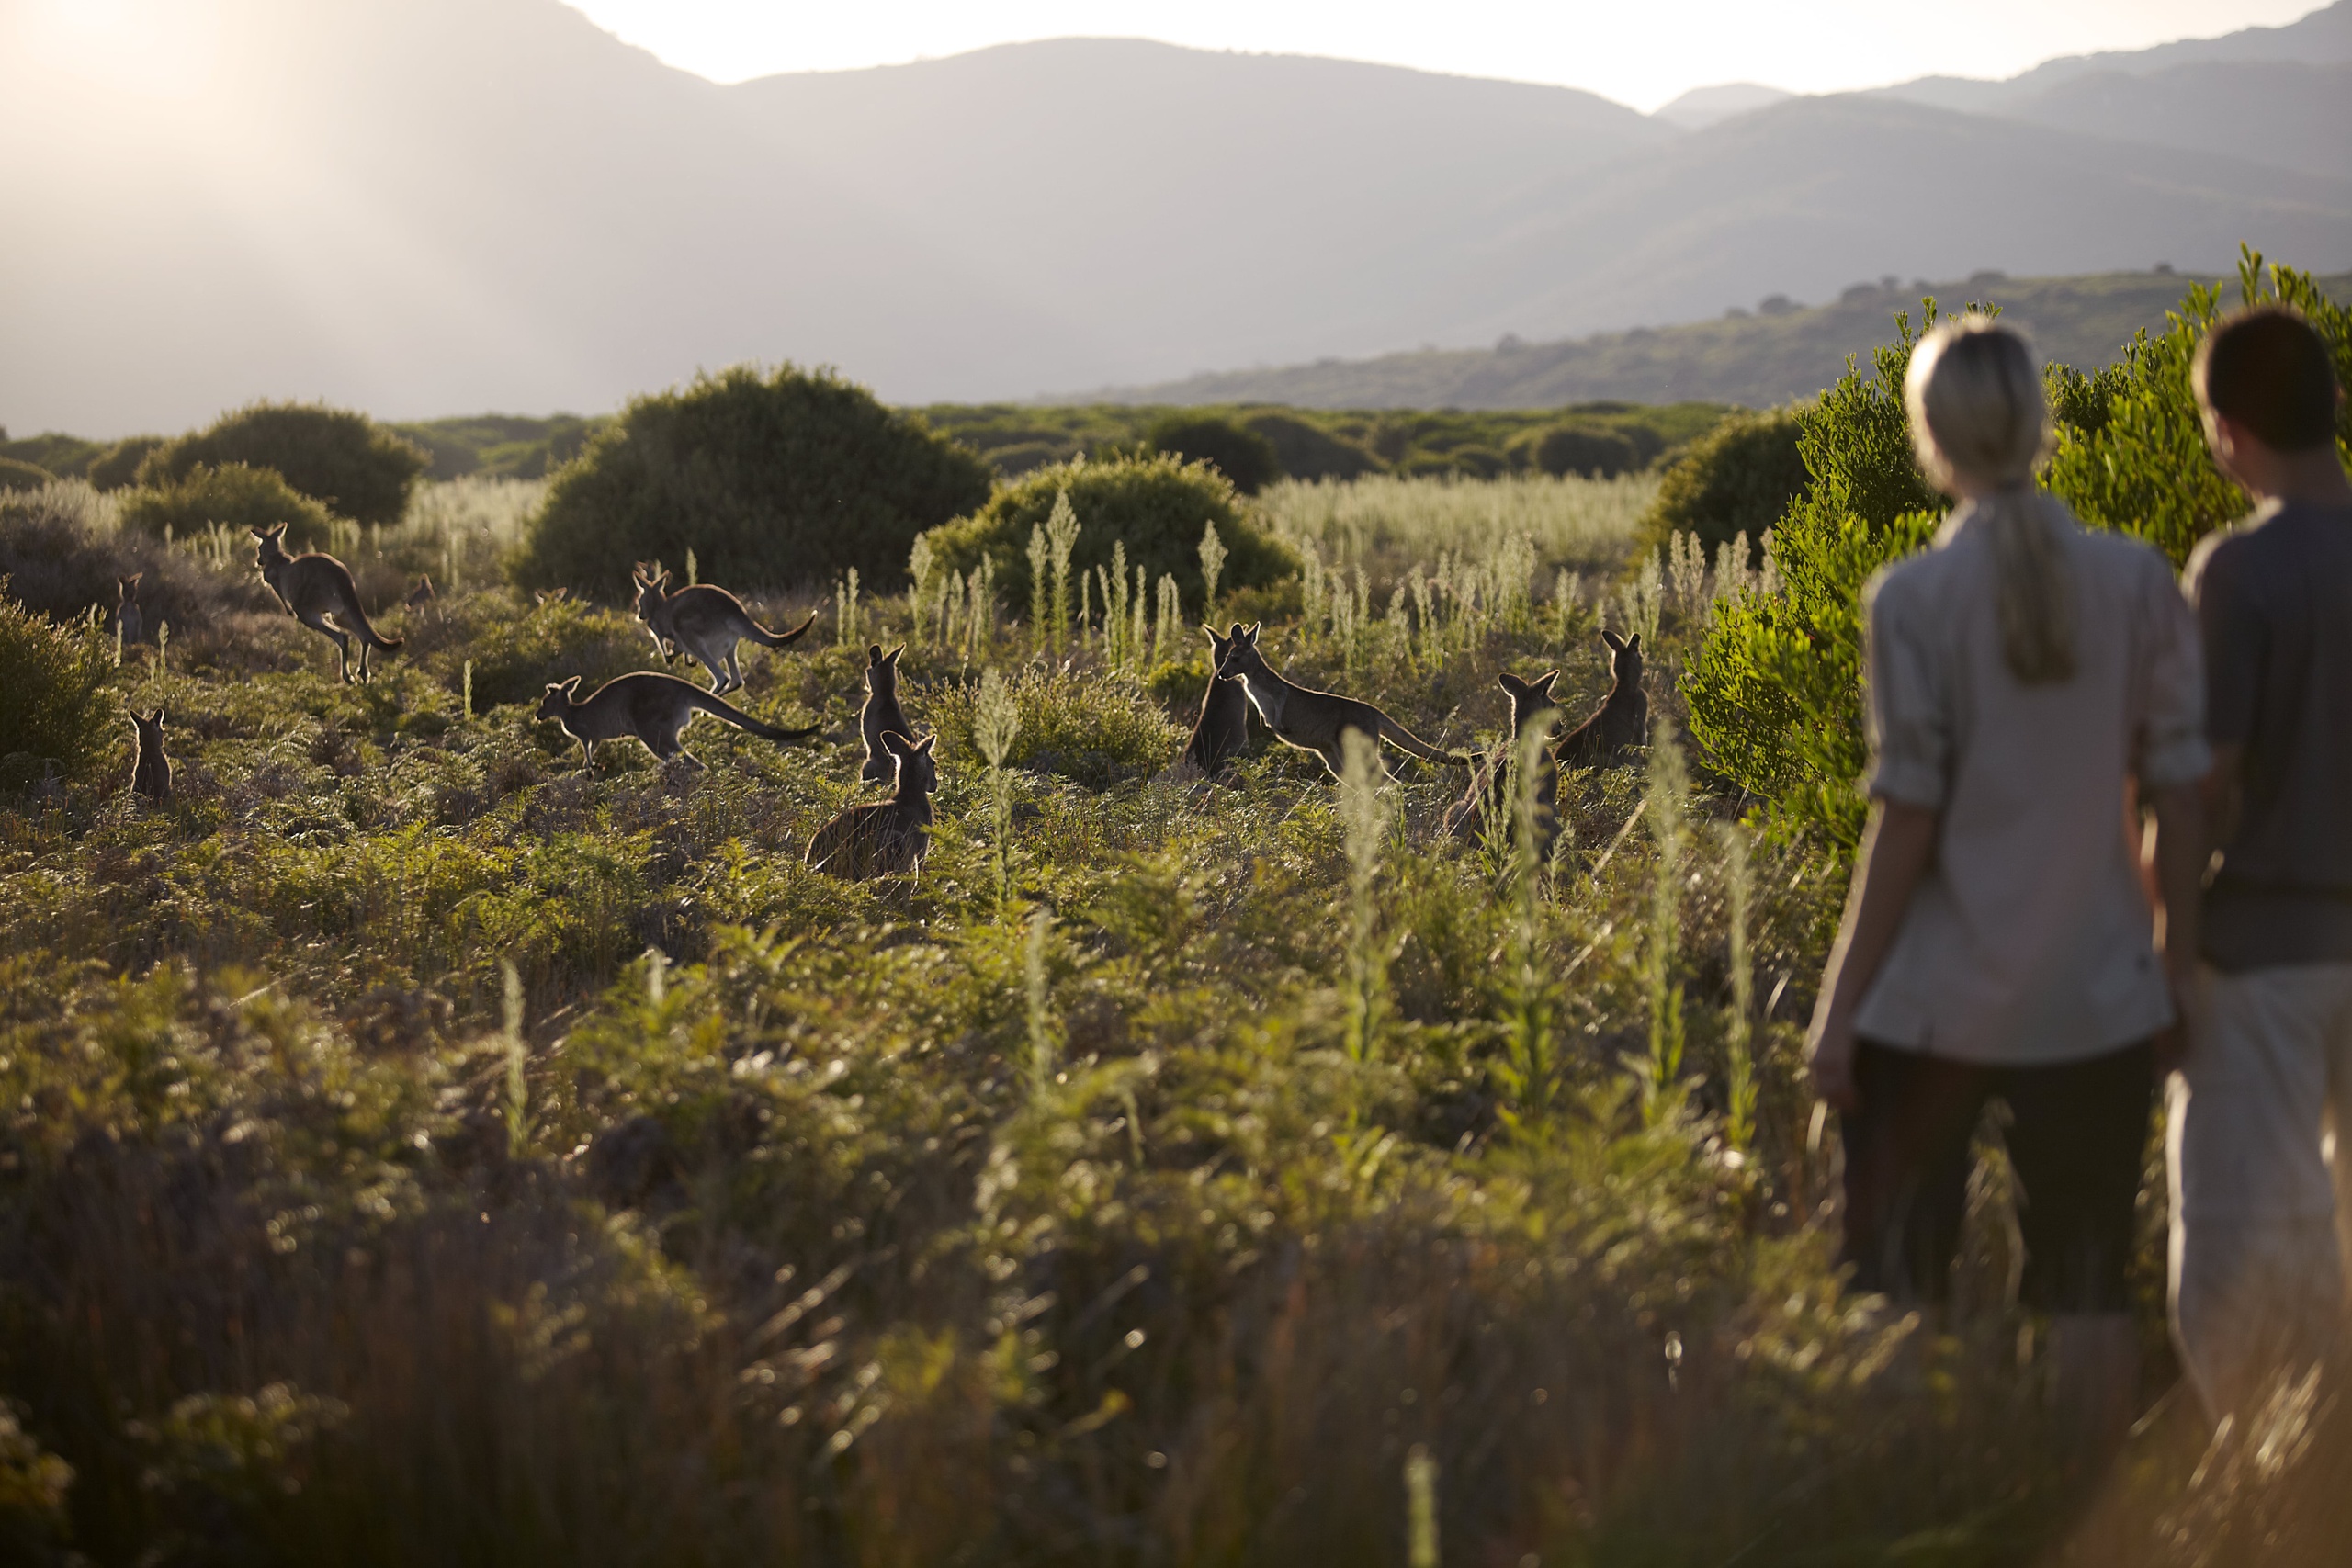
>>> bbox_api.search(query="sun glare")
[13,0,224,99]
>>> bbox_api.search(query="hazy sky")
[559,0,2323,110]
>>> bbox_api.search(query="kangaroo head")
[1498,669,1561,734]
[1600,629,1644,689]
[1213,622,1266,682]
[882,730,938,795]
[250,523,288,567]
[119,573,141,601]
[130,707,167,745]
[537,676,582,723]
[631,570,666,620]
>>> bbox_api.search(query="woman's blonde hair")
[1905,317,2074,684]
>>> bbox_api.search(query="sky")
[558,0,2324,111]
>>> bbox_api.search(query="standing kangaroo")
[114,573,144,646]
[1183,623,1252,776]
[130,707,173,805]
[1212,624,1471,777]
[805,731,938,880]
[537,671,820,772]
[1443,669,1562,857]
[1555,630,1648,769]
[251,524,402,683]
[632,568,819,695]
[858,644,911,784]
[405,574,436,613]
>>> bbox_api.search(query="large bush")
[1685,254,2352,851]
[1521,423,1641,479]
[85,436,166,491]
[1,481,266,633]
[1240,412,1384,481]
[514,365,992,598]
[917,453,1298,617]
[0,591,115,788]
[1637,407,1810,559]
[1145,413,1280,495]
[0,458,54,494]
[119,463,341,552]
[140,402,425,528]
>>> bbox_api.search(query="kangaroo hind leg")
[300,609,353,682]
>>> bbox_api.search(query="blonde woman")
[1806,318,2210,1458]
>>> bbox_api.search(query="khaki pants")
[2167,961,2352,1419]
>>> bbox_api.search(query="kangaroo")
[1212,624,1472,778]
[113,573,144,646]
[805,731,938,880]
[1555,629,1648,769]
[130,707,173,805]
[405,574,435,612]
[250,524,403,683]
[1442,670,1562,857]
[858,644,912,784]
[536,671,820,772]
[632,568,819,695]
[1182,623,1252,776]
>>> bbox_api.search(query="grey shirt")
[1856,496,2211,1064]
[2186,498,2352,972]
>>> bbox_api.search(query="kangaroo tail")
[745,609,820,649]
[1376,712,1474,765]
[337,584,402,649]
[690,689,822,742]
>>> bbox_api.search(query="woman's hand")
[1807,1000,1860,1111]
[1805,800,1939,1116]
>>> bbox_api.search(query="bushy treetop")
[119,462,342,552]
[140,401,426,528]
[1145,413,1281,495]
[1636,407,1809,559]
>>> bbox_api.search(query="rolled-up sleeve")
[2136,549,2211,789]
[1864,571,1949,809]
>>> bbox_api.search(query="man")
[2173,306,2352,1420]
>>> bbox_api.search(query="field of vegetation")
[3,257,2348,1565]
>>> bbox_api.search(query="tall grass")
[1259,470,1657,590]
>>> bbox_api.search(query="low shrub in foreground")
[0,593,116,787]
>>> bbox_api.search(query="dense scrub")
[514,365,993,600]
[139,401,427,529]
[118,463,344,553]
[1144,413,1280,494]
[1,448,2339,1564]
[1637,405,1809,560]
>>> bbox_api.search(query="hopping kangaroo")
[1442,669,1561,857]
[537,671,820,772]
[130,707,173,805]
[113,573,144,646]
[1555,629,1647,769]
[632,568,818,694]
[1212,624,1471,777]
[858,644,911,784]
[1182,623,1251,776]
[251,524,402,683]
[806,731,937,880]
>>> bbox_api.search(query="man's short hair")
[2194,307,2340,453]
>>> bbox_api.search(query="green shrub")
[414,590,647,710]
[918,453,1298,617]
[0,434,102,480]
[0,458,53,495]
[85,435,166,491]
[140,401,425,527]
[2045,251,2352,566]
[1636,407,1810,559]
[1524,423,1642,479]
[0,592,116,787]
[925,665,1184,785]
[514,365,992,599]
[1240,412,1384,480]
[1146,413,1281,494]
[119,463,341,551]
[1683,310,1948,850]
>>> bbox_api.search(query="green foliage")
[918,454,1297,616]
[1238,412,1385,480]
[141,400,426,528]
[0,593,116,787]
[85,435,166,491]
[515,365,991,597]
[1,432,104,479]
[0,457,54,494]
[1146,413,1281,494]
[1683,308,1948,849]
[390,413,606,481]
[2045,251,2352,566]
[926,664,1184,786]
[412,589,646,710]
[119,462,342,551]
[1523,423,1641,479]
[1637,406,1810,558]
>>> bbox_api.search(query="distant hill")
[1094,269,2352,410]
[0,0,2346,432]
[1652,84,1793,130]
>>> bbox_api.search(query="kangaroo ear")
[867,644,884,665]
[913,734,936,755]
[1498,671,1521,694]
[1626,634,1642,653]
[562,676,582,692]
[1601,628,1626,652]
[1245,623,1261,642]
[1535,670,1559,693]
[888,644,905,662]
[1227,622,1245,639]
